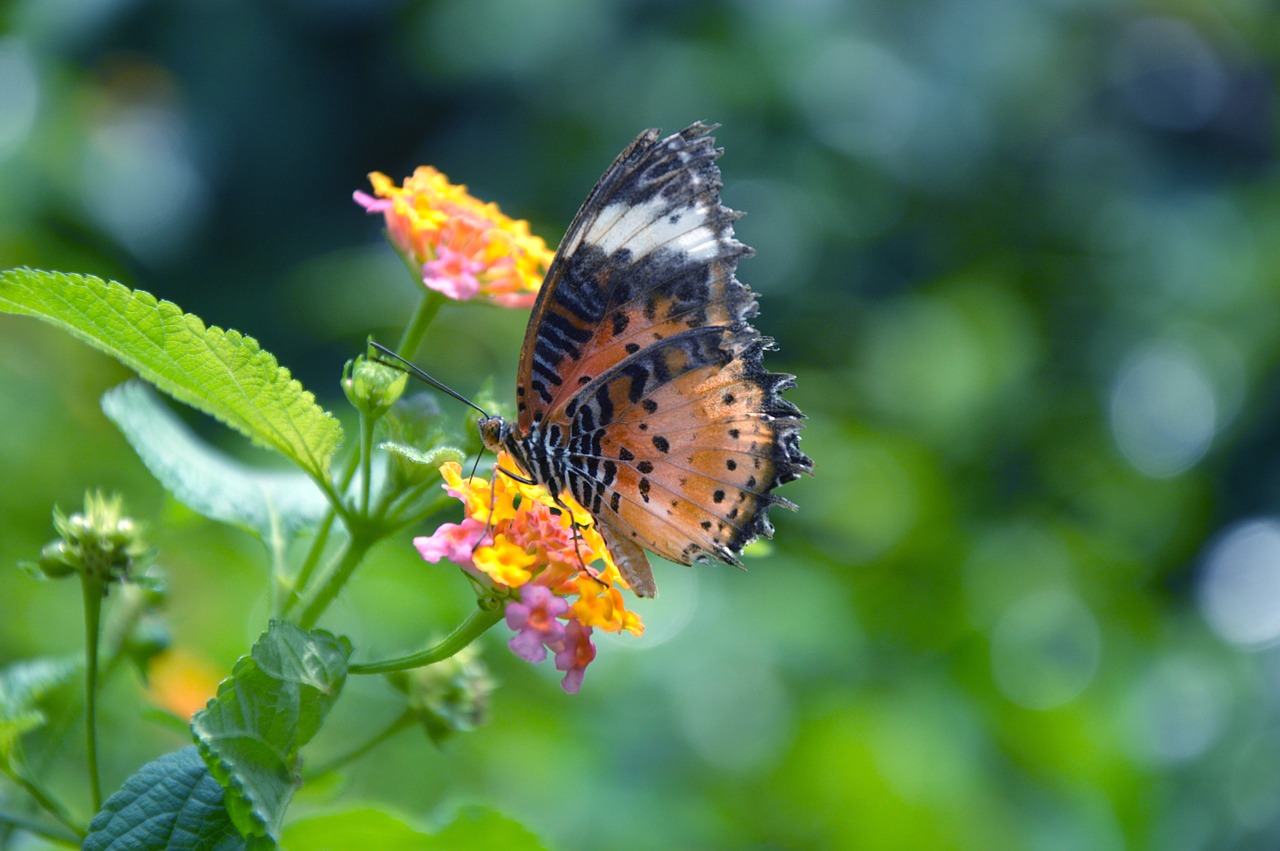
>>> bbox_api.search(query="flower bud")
[36,540,78,578]
[342,356,408,419]
[387,645,493,744]
[31,491,150,589]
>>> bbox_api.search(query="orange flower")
[148,649,222,720]
[414,457,645,693]
[355,167,552,307]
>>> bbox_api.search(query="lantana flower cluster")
[355,168,553,307]
[416,458,643,693]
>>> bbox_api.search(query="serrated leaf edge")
[0,268,343,480]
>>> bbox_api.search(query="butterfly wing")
[515,123,748,430]
[515,123,811,593]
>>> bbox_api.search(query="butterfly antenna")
[368,341,490,418]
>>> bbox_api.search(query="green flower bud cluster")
[34,491,150,589]
[387,645,494,744]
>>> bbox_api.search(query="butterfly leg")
[469,463,541,556]
[496,464,538,485]
[536,487,607,585]
[546,492,603,581]
[470,476,498,557]
[549,491,659,599]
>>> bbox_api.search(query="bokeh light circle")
[1198,519,1280,649]
[990,588,1100,710]
[1121,653,1230,766]
[1110,341,1216,478]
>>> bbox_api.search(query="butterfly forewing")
[507,123,811,596]
[516,124,751,430]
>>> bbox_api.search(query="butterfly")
[477,122,811,597]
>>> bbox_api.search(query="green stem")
[358,410,375,514]
[0,807,82,846]
[382,498,457,547]
[282,442,365,618]
[350,604,503,674]
[297,535,375,629]
[266,512,287,619]
[80,576,104,814]
[307,710,417,777]
[308,471,350,522]
[281,512,337,618]
[395,290,445,359]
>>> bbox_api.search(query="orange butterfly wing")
[507,123,810,596]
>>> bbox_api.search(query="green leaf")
[0,657,78,766]
[429,805,547,850]
[379,393,463,486]
[281,809,431,851]
[281,806,546,851]
[102,381,329,542]
[0,268,342,481]
[192,621,350,845]
[378,440,464,470]
[83,746,244,851]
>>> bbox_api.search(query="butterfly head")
[477,414,511,454]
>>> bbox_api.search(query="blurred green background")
[2,0,1279,848]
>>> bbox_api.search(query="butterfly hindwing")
[561,329,804,570]
[507,123,811,596]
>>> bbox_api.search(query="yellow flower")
[573,580,645,636]
[418,455,644,629]
[355,167,552,307]
[472,533,538,587]
[415,455,647,693]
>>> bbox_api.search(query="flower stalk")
[80,574,104,813]
[396,290,445,361]
[297,534,376,629]
[349,603,504,675]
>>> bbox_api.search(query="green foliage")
[381,392,466,487]
[0,658,77,767]
[83,747,243,851]
[430,806,547,850]
[282,809,430,851]
[281,806,545,851]
[378,440,465,476]
[0,269,342,482]
[101,380,329,545]
[191,622,351,846]
[7,4,1280,846]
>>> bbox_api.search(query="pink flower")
[421,245,484,301]
[505,584,569,664]
[352,190,392,214]
[417,459,645,695]
[414,518,486,566]
[554,620,596,694]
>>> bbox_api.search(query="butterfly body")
[483,123,811,597]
